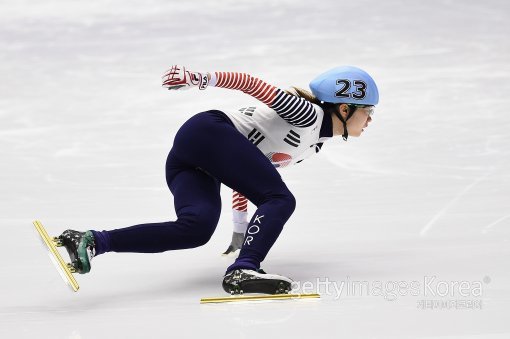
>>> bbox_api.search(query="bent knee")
[190,231,214,247]
[261,187,296,216]
[254,186,297,209]
[277,188,296,217]
[177,208,219,247]
[176,220,216,248]
[284,190,297,214]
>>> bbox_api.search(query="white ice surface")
[1,0,510,338]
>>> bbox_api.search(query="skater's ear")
[337,104,351,120]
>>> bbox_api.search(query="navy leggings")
[92,110,296,272]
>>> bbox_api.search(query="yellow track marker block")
[200,293,320,304]
[33,220,80,292]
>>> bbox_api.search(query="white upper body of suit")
[209,72,334,168]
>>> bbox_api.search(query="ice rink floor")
[1,0,510,338]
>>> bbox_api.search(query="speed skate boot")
[57,230,96,274]
[222,269,293,295]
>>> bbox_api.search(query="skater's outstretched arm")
[222,190,248,256]
[162,65,318,128]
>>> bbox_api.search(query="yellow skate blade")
[33,220,80,292]
[200,293,320,304]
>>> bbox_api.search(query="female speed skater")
[58,64,379,295]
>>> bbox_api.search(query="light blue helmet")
[309,66,379,106]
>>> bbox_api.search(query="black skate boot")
[222,269,293,295]
[57,230,96,274]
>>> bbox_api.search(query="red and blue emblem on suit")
[266,152,292,168]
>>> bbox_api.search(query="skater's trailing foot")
[58,230,96,274]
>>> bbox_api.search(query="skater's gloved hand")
[222,232,245,256]
[162,65,209,91]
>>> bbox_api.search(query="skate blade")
[33,220,80,292]
[200,293,320,304]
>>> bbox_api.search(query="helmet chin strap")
[334,105,355,141]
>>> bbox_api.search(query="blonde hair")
[284,86,321,105]
[285,86,342,117]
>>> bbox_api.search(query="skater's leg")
[93,163,221,254]
[172,111,296,272]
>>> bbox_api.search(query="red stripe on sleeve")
[232,191,248,212]
[214,72,278,106]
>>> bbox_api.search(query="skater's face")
[336,104,374,137]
